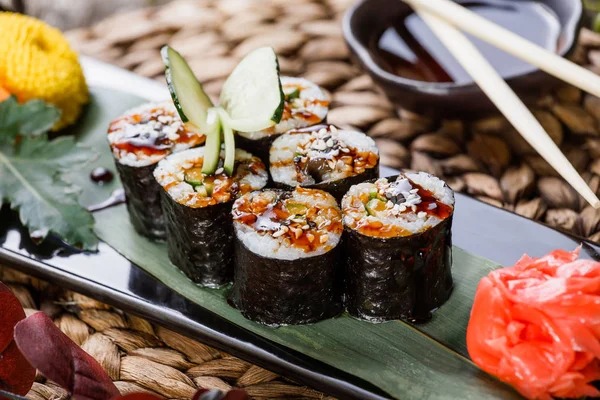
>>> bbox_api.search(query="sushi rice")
[232,188,343,260]
[270,125,379,188]
[108,101,205,167]
[154,147,268,208]
[342,173,454,237]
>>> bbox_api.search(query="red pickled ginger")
[467,247,600,400]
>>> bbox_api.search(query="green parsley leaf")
[0,96,61,144]
[0,98,98,251]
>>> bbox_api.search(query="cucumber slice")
[195,185,208,197]
[286,202,307,215]
[218,109,236,176]
[366,198,384,216]
[202,108,221,175]
[161,46,213,132]
[219,47,284,132]
[285,87,300,101]
[184,168,204,186]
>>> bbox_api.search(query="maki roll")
[231,187,344,325]
[270,125,379,202]
[153,147,268,287]
[341,173,454,322]
[108,101,205,240]
[236,77,329,165]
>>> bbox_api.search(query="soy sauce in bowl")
[370,0,562,84]
[343,0,582,116]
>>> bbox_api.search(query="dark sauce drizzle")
[87,189,126,212]
[90,167,114,185]
[410,181,453,220]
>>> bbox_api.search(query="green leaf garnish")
[0,98,98,250]
[0,96,61,144]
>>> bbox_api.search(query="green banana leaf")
[75,88,521,400]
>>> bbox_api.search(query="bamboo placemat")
[65,0,600,243]
[6,0,600,397]
[0,266,332,399]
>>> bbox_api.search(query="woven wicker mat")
[0,266,333,399]
[6,0,600,397]
[64,0,600,243]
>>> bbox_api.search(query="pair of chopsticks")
[402,0,600,209]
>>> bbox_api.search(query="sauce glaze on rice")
[154,148,267,208]
[232,188,342,259]
[108,101,205,167]
[342,173,454,238]
[270,125,378,186]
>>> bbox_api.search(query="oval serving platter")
[1,58,599,400]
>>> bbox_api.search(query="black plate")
[1,165,599,399]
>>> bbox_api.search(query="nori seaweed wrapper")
[115,162,165,241]
[231,239,342,325]
[274,161,379,203]
[160,190,234,287]
[230,239,343,325]
[235,133,281,169]
[343,176,454,322]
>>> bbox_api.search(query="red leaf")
[0,282,35,395]
[14,312,119,400]
[192,389,249,400]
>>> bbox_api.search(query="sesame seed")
[411,205,417,212]
[319,128,327,135]
[399,205,407,212]
[330,125,338,133]
[293,228,303,239]
[410,188,419,193]
[320,234,329,243]
[341,147,350,153]
[273,229,285,238]
[302,224,310,230]
[326,139,334,147]
[386,201,394,208]
[214,168,224,175]
[306,233,315,242]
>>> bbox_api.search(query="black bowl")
[343,0,583,118]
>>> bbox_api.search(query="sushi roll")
[236,77,329,165]
[231,187,344,325]
[341,173,454,322]
[270,125,379,202]
[107,101,205,240]
[153,147,268,287]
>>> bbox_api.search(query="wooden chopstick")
[403,0,600,99]
[404,6,600,208]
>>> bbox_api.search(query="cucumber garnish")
[217,109,236,175]
[195,185,208,197]
[285,87,301,101]
[220,47,284,132]
[161,46,213,132]
[184,168,204,187]
[366,198,383,216]
[286,202,307,215]
[163,46,284,177]
[202,108,221,175]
